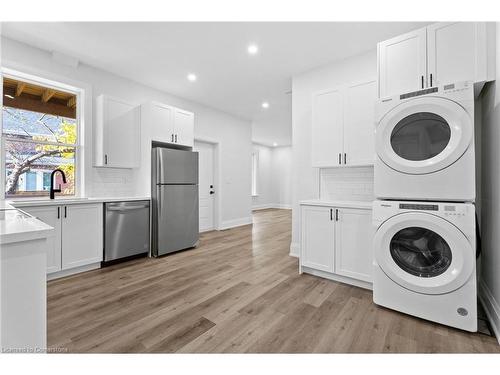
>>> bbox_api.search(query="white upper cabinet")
[312,79,377,168]
[142,102,194,147]
[312,88,343,167]
[343,80,377,166]
[378,22,493,98]
[173,108,194,147]
[378,28,427,98]
[427,22,488,87]
[95,95,141,168]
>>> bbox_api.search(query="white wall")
[1,37,253,228]
[290,50,377,256]
[479,23,500,342]
[251,143,292,210]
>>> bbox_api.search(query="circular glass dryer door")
[376,96,472,175]
[373,212,474,295]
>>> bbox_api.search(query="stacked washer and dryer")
[372,81,478,332]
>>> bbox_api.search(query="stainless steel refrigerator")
[151,147,199,257]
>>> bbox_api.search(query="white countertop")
[0,209,53,245]
[8,196,151,208]
[300,199,373,209]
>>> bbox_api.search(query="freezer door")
[156,185,199,256]
[155,147,198,184]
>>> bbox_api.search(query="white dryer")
[374,81,475,202]
[372,200,477,332]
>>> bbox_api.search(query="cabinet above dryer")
[378,22,495,99]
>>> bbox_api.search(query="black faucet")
[50,169,67,199]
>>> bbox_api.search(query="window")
[2,76,78,198]
[251,151,258,196]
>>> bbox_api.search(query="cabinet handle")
[330,208,333,221]
[171,134,174,142]
[344,153,346,165]
[335,209,339,221]
[175,134,178,143]
[64,206,67,218]
[104,154,108,165]
[430,73,433,87]
[338,153,341,165]
[57,207,60,219]
[421,75,424,89]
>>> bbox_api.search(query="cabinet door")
[301,205,335,272]
[61,204,103,270]
[343,80,377,166]
[378,27,427,98]
[145,102,175,144]
[311,89,343,167]
[335,208,372,282]
[173,108,194,147]
[427,22,487,87]
[102,96,141,168]
[22,206,62,274]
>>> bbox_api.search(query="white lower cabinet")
[22,203,103,275]
[300,204,373,287]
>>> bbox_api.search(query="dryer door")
[376,96,472,175]
[373,212,474,295]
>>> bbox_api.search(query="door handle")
[210,191,215,195]
[421,75,424,89]
[430,73,433,87]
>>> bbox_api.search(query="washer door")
[374,212,474,295]
[376,97,472,175]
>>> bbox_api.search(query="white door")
[378,27,427,98]
[301,205,335,272]
[61,204,103,270]
[174,108,194,147]
[373,212,475,295]
[335,208,373,282]
[194,141,215,232]
[427,22,486,87]
[376,96,473,175]
[145,102,174,144]
[343,80,377,166]
[312,88,344,167]
[103,96,140,168]
[23,205,62,274]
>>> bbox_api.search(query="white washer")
[374,81,475,202]
[372,200,477,332]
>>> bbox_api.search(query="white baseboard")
[289,242,300,257]
[479,279,500,345]
[219,216,253,230]
[47,262,101,281]
[252,203,292,211]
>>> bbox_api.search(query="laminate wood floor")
[47,209,500,353]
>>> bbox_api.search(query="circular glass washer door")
[376,96,472,175]
[373,212,474,295]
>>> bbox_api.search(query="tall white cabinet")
[22,203,103,277]
[95,95,141,168]
[311,79,377,167]
[378,22,493,98]
[300,202,373,289]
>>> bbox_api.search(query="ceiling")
[1,22,428,146]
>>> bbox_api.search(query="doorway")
[194,140,216,232]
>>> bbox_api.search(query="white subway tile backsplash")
[90,168,136,197]
[320,166,374,201]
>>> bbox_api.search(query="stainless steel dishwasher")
[104,200,150,264]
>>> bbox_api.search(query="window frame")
[1,69,85,199]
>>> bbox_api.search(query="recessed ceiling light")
[187,73,197,82]
[261,102,269,109]
[273,142,278,147]
[247,44,259,55]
